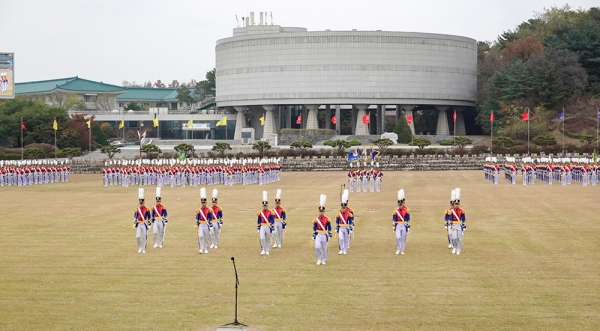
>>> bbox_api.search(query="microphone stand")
[222,257,247,328]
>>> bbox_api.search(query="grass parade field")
[1,171,599,331]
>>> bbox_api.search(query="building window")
[118,102,124,107]
[143,103,149,106]
[171,102,178,109]
[84,95,97,102]
[157,103,163,107]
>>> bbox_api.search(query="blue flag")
[597,109,600,119]
[370,150,380,160]
[557,112,564,121]
[347,149,359,162]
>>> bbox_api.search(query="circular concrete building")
[216,20,477,140]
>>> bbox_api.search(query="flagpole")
[597,109,599,151]
[54,117,57,159]
[562,108,565,156]
[89,123,91,158]
[527,108,530,156]
[491,112,494,155]
[21,117,24,160]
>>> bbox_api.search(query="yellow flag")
[216,116,227,127]
[259,115,265,126]
[153,117,159,127]
[86,119,91,129]
[187,118,193,127]
[118,119,124,129]
[53,119,58,131]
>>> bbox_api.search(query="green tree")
[176,86,193,105]
[100,122,114,138]
[371,138,394,152]
[92,124,108,146]
[411,137,431,149]
[492,136,516,147]
[532,134,557,146]
[393,117,412,144]
[124,102,142,111]
[212,142,232,157]
[454,137,473,148]
[198,68,216,96]
[0,99,69,147]
[62,147,82,158]
[23,148,46,159]
[579,134,596,144]
[100,145,121,159]
[252,141,271,157]
[174,143,195,158]
[141,144,162,159]
[332,139,351,156]
[290,141,313,157]
[499,58,533,104]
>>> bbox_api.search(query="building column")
[284,106,291,129]
[233,106,246,140]
[301,106,307,128]
[304,104,320,130]
[262,105,277,140]
[325,105,331,130]
[435,106,450,135]
[335,105,341,134]
[402,105,416,135]
[454,106,466,136]
[354,104,370,135]
[395,105,401,123]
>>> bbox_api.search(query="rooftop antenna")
[235,15,239,28]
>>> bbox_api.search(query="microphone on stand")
[222,256,246,327]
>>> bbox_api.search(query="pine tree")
[393,117,412,144]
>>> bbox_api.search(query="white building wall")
[216,28,477,107]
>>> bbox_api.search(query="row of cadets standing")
[335,190,354,255]
[347,161,383,193]
[1,160,70,186]
[392,189,410,255]
[133,188,152,253]
[313,194,332,265]
[445,188,466,255]
[483,157,499,184]
[504,157,517,184]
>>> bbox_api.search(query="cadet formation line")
[131,186,467,265]
[0,160,70,186]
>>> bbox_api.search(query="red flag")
[331,115,336,124]
[490,112,495,122]
[453,110,457,122]
[295,114,302,125]
[406,113,413,125]
[521,111,529,121]
[362,114,370,124]
[21,119,26,130]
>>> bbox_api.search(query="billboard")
[0,53,14,99]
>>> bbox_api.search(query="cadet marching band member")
[257,191,274,255]
[445,188,466,255]
[151,187,168,248]
[195,188,213,254]
[356,168,362,192]
[362,167,369,193]
[133,188,152,254]
[313,194,332,265]
[335,191,354,255]
[342,189,355,248]
[374,166,383,192]
[392,189,410,255]
[210,189,223,249]
[369,167,375,192]
[272,189,287,248]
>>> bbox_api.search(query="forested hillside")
[477,5,600,146]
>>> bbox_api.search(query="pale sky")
[3,0,597,86]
